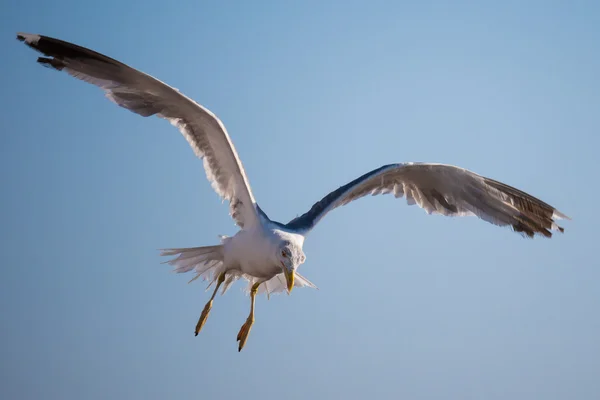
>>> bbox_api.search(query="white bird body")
[17,32,569,351]
[226,227,280,280]
[161,213,310,297]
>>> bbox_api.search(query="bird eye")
[281,250,287,258]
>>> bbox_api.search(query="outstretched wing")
[286,163,569,238]
[17,32,259,228]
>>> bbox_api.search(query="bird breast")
[224,228,281,279]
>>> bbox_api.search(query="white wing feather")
[287,162,569,238]
[17,32,258,228]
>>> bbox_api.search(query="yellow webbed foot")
[195,300,213,336]
[236,317,254,352]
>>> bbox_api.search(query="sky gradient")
[1,1,599,399]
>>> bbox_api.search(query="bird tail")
[160,243,232,290]
[252,272,318,298]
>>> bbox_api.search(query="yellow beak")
[283,267,295,295]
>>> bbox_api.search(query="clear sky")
[1,1,598,399]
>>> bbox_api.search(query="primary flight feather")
[17,32,569,351]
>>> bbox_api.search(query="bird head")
[277,241,306,294]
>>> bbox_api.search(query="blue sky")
[1,1,599,399]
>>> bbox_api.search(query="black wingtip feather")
[35,35,122,66]
[37,57,64,70]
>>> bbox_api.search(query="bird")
[17,32,570,352]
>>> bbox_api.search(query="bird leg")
[236,281,261,352]
[195,272,226,336]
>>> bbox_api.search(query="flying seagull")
[17,32,569,351]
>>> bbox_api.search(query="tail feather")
[160,245,231,289]
[250,271,318,297]
[165,253,217,273]
[159,245,222,257]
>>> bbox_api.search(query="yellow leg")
[236,281,261,352]
[194,272,226,336]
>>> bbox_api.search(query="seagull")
[17,32,570,351]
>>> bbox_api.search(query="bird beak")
[282,265,295,295]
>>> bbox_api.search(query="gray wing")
[17,32,259,229]
[286,162,569,237]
